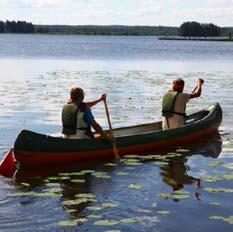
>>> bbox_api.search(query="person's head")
[68,86,84,104]
[172,78,185,92]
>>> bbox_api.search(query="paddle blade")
[0,149,16,178]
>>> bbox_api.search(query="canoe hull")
[14,103,222,167]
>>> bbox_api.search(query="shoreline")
[158,36,233,42]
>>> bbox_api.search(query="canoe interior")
[111,109,209,137]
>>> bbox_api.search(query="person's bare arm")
[189,78,204,99]
[86,94,106,108]
[91,119,114,142]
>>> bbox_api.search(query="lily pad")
[94,219,119,226]
[46,183,60,187]
[75,193,96,198]
[124,154,140,159]
[20,182,30,187]
[92,172,111,179]
[154,161,169,166]
[88,214,103,219]
[66,209,77,213]
[207,161,224,167]
[62,198,92,206]
[116,172,129,176]
[128,184,142,190]
[71,179,86,183]
[209,216,225,220]
[201,175,221,182]
[87,206,102,211]
[222,174,233,181]
[209,202,220,206]
[102,202,118,208]
[103,163,117,167]
[204,187,233,193]
[120,218,138,223]
[58,220,77,226]
[223,163,233,170]
[157,210,170,215]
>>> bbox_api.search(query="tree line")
[0,20,34,33]
[178,21,221,37]
[0,19,232,37]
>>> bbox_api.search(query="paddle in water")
[103,98,120,160]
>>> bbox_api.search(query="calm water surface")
[0,34,233,232]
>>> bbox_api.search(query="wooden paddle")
[103,98,120,160]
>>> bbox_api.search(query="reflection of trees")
[160,133,222,191]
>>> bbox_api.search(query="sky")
[0,0,233,26]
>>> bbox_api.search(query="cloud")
[0,0,7,6]
[207,0,233,4]
[21,0,74,8]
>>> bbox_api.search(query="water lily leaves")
[20,182,30,187]
[104,163,117,167]
[94,219,119,226]
[8,191,61,197]
[101,202,119,208]
[58,218,88,227]
[154,161,169,166]
[92,172,111,179]
[207,161,224,167]
[222,174,233,181]
[116,172,129,176]
[86,206,103,211]
[123,154,140,159]
[71,179,86,183]
[62,198,93,206]
[157,210,170,215]
[45,183,60,187]
[223,163,233,170]
[204,187,233,193]
[122,159,142,166]
[156,190,190,200]
[88,214,103,219]
[58,220,77,227]
[201,175,221,182]
[120,218,138,223]
[209,216,225,220]
[66,209,77,213]
[209,215,233,224]
[75,193,96,198]
[209,202,220,206]
[128,183,142,190]
[42,187,62,193]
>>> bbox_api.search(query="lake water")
[0,34,233,232]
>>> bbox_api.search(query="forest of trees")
[0,19,232,37]
[34,25,177,36]
[178,22,221,37]
[0,20,34,33]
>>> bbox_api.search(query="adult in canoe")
[162,78,204,130]
[62,86,114,141]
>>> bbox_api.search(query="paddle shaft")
[103,99,119,159]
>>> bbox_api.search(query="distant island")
[0,20,232,38]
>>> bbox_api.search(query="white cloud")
[207,0,233,4]
[0,0,7,6]
[21,0,74,8]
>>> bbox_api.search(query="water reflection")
[160,133,222,192]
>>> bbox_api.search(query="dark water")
[0,34,233,231]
